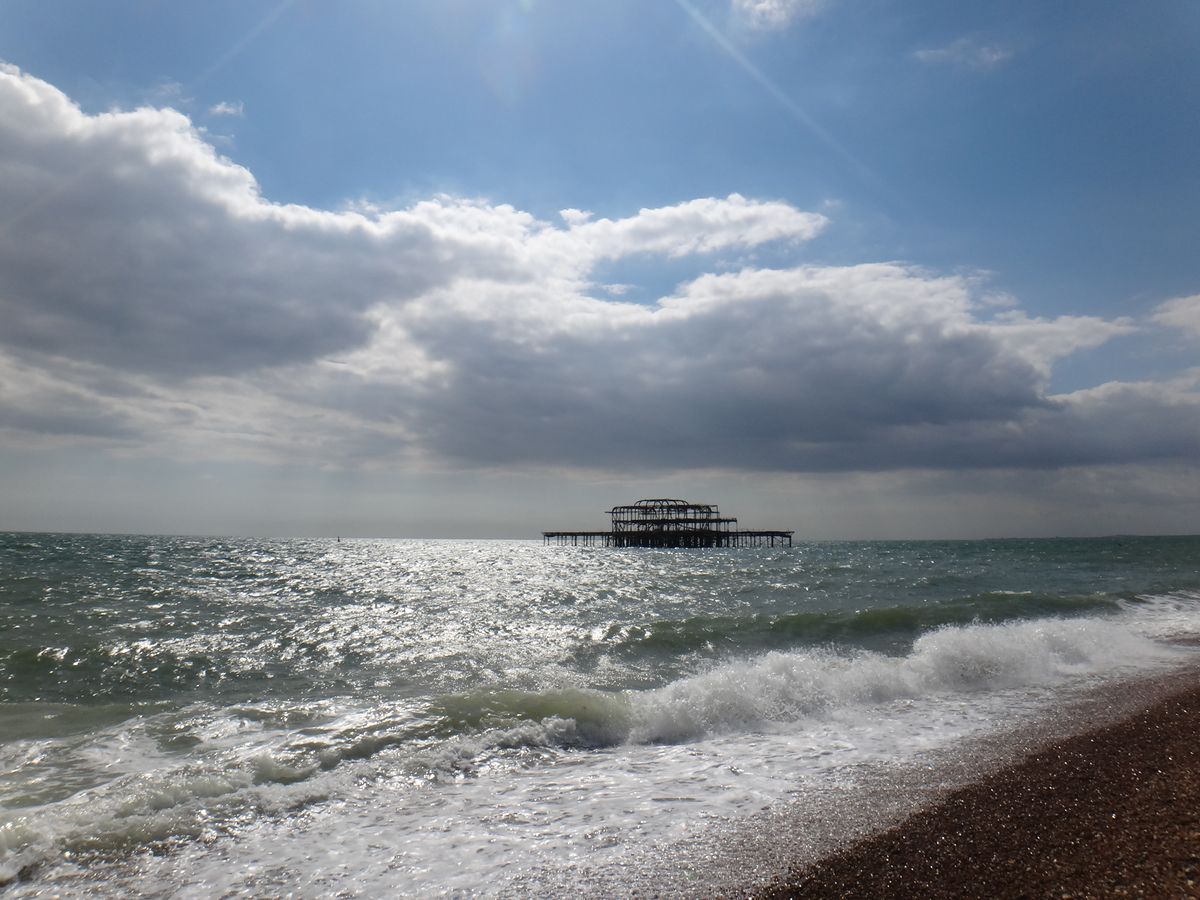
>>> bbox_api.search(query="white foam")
[4,610,1196,896]
[628,616,1174,744]
[1119,590,1200,639]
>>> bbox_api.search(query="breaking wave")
[584,591,1124,659]
[0,609,1189,884]
[467,613,1176,747]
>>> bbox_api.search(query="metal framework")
[543,498,792,548]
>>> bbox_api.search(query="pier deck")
[543,498,792,548]
[542,530,793,548]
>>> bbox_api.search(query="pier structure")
[543,498,792,548]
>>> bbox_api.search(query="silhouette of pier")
[543,498,792,548]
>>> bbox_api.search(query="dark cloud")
[395,266,1155,472]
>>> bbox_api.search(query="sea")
[2,532,1199,897]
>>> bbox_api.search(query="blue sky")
[0,0,1197,537]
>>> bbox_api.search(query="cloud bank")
[1,62,1197,478]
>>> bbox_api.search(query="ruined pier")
[543,498,793,548]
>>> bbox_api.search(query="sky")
[0,0,1198,539]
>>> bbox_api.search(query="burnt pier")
[543,498,792,548]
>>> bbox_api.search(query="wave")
[584,591,1124,660]
[0,644,227,703]
[1,610,1190,883]
[425,604,1192,756]
[0,750,327,884]
[626,615,1173,743]
[459,614,1175,748]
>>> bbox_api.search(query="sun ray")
[672,0,880,188]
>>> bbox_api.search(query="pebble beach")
[760,678,1200,898]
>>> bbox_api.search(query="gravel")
[757,681,1200,899]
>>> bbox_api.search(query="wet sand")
[758,680,1200,899]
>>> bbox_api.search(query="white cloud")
[559,208,592,226]
[988,311,1135,377]
[1153,294,1200,338]
[0,61,1196,479]
[913,38,1014,71]
[732,0,825,30]
[0,64,590,375]
[563,194,827,260]
[208,100,245,117]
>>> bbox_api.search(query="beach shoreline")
[756,673,1200,898]
[5,536,1200,897]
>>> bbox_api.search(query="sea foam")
[627,615,1173,744]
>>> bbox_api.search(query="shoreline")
[756,675,1200,898]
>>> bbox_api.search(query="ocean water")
[2,533,1199,896]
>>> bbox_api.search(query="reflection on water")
[2,534,1200,894]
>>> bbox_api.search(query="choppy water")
[2,533,1199,895]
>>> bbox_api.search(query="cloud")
[145,80,191,107]
[0,64,810,380]
[913,38,1014,71]
[731,0,825,30]
[564,194,826,260]
[987,310,1134,377]
[0,61,1197,479]
[208,100,245,117]
[378,264,1160,473]
[0,357,142,442]
[1154,294,1200,338]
